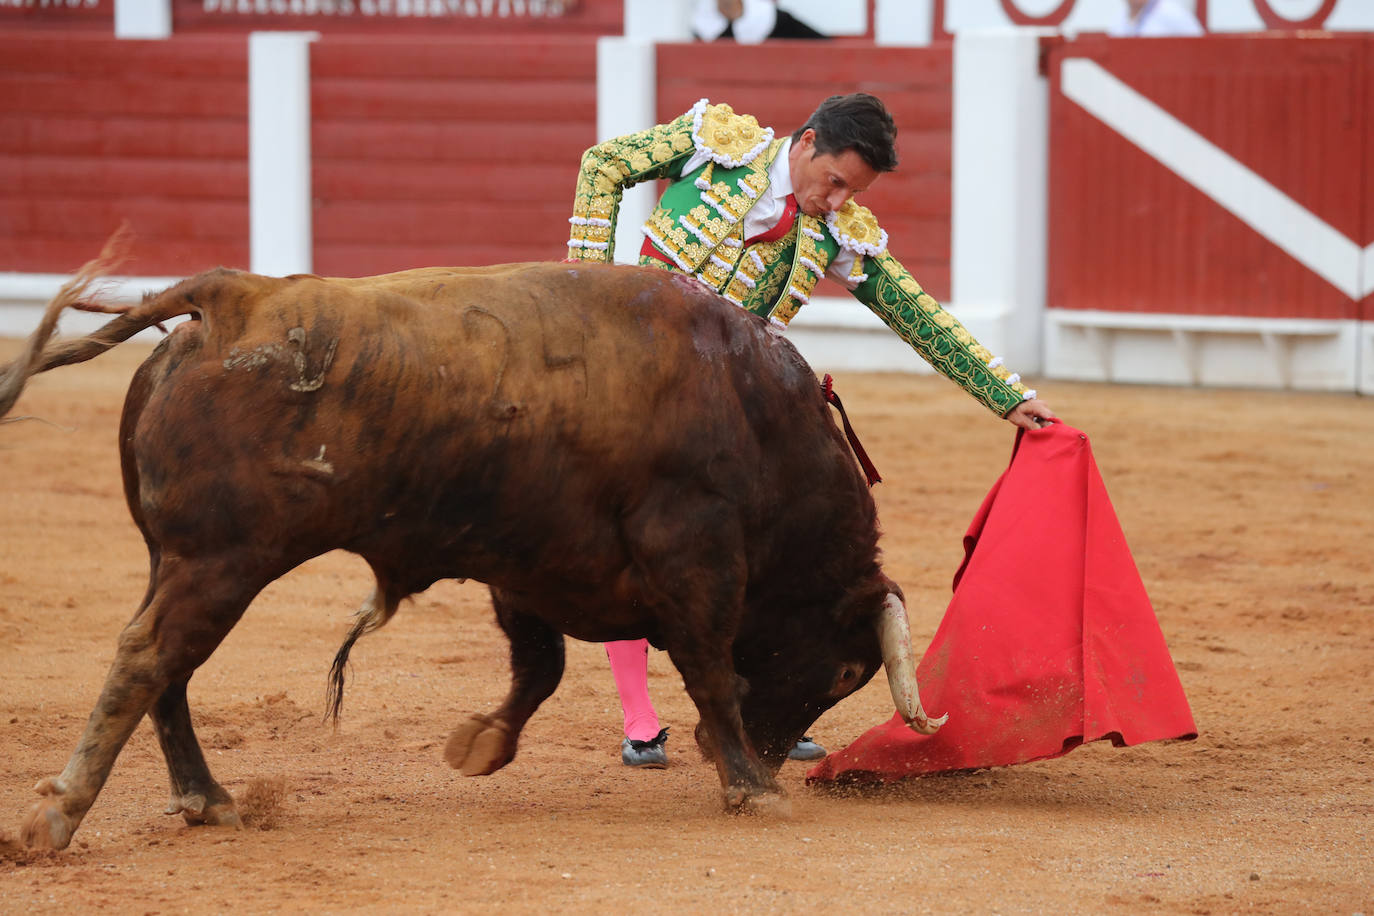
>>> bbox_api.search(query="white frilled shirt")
[1109,0,1205,37]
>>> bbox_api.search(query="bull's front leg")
[623,499,786,814]
[668,644,788,816]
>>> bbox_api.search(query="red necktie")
[746,193,798,246]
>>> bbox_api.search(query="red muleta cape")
[807,422,1197,783]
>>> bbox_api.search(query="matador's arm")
[851,251,1036,417]
[566,110,699,263]
[567,100,778,263]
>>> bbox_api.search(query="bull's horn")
[878,593,948,735]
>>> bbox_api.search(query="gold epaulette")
[826,201,889,257]
[691,100,775,169]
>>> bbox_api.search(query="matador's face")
[787,129,881,218]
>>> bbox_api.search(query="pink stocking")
[605,639,661,741]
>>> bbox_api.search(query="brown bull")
[0,258,944,850]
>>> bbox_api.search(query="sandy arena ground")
[0,336,1370,914]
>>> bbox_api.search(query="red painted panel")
[309,34,596,80]
[0,238,250,275]
[0,32,248,276]
[310,76,594,123]
[656,42,955,300]
[317,242,533,277]
[1048,36,1368,320]
[314,161,567,204]
[2,34,245,77]
[313,200,566,247]
[2,156,247,198]
[0,115,246,159]
[312,121,587,165]
[0,75,245,118]
[171,0,621,35]
[310,34,598,276]
[0,198,248,241]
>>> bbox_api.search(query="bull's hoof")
[21,798,74,851]
[187,801,242,829]
[722,785,792,819]
[167,791,242,829]
[742,791,793,819]
[444,715,513,776]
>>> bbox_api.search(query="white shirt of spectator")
[692,0,778,45]
[1109,0,1205,37]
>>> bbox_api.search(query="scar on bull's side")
[286,327,339,393]
[222,344,282,373]
[301,445,334,478]
[461,306,523,421]
[220,328,339,393]
[535,299,588,391]
[268,444,335,483]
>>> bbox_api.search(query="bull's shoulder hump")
[140,267,279,320]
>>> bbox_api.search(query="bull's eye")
[831,664,863,697]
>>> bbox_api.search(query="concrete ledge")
[0,280,1002,380]
[0,273,187,341]
[1047,308,1359,391]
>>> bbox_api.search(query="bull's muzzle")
[877,593,948,735]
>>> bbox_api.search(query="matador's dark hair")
[791,93,899,173]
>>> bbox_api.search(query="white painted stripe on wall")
[1060,58,1369,300]
[596,36,658,264]
[249,32,318,277]
[114,0,171,39]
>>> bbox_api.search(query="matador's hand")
[1006,398,1056,430]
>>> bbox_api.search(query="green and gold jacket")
[567,100,1034,417]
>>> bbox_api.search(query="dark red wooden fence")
[309,34,597,275]
[0,32,249,275]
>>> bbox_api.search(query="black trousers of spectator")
[721,10,829,41]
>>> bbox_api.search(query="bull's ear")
[879,573,905,605]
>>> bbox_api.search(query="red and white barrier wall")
[1,0,1371,391]
[0,20,603,338]
[601,15,1371,391]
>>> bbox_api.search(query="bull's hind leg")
[21,556,260,850]
[445,588,565,776]
[148,682,240,827]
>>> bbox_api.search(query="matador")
[565,93,1054,767]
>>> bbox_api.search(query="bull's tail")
[325,582,404,726]
[0,228,196,422]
